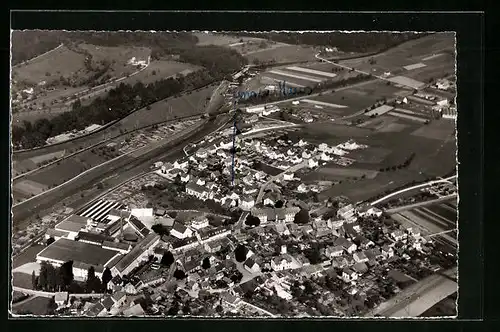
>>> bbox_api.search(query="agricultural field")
[246,45,319,64]
[18,149,120,192]
[304,167,379,182]
[13,179,49,197]
[338,33,455,75]
[312,114,455,202]
[12,45,86,86]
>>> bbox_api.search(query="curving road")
[370,175,456,206]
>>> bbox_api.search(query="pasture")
[12,45,86,86]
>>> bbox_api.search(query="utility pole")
[120,209,124,241]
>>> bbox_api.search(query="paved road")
[384,194,457,214]
[365,267,457,317]
[12,115,231,226]
[370,175,456,206]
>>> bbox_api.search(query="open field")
[246,45,319,64]
[13,180,49,197]
[304,167,379,181]
[28,150,66,165]
[19,151,126,191]
[339,33,455,75]
[12,45,86,86]
[411,119,455,140]
[117,60,199,86]
[344,147,393,164]
[12,296,51,315]
[319,168,427,202]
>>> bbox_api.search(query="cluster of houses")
[155,130,369,215]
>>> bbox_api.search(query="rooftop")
[114,233,160,272]
[37,238,118,267]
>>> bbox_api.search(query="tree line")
[32,261,113,294]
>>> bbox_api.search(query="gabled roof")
[102,296,114,310]
[244,257,257,268]
[172,222,188,234]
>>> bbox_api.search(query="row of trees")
[32,261,113,294]
[378,152,416,172]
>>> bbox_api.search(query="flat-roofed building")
[36,238,120,276]
[54,215,91,240]
[76,231,113,246]
[45,228,70,242]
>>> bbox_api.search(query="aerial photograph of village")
[10,30,458,318]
